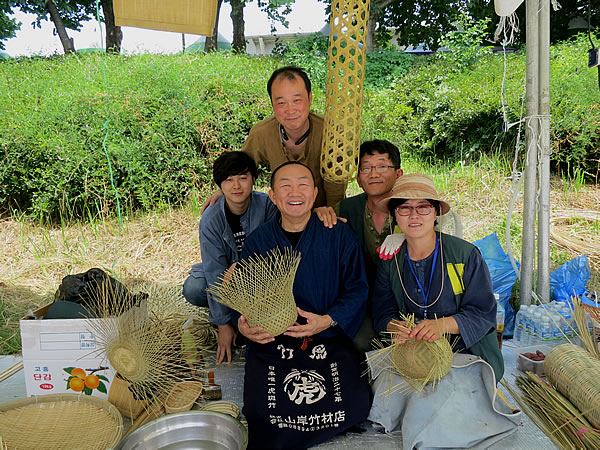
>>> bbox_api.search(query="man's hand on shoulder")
[202,190,223,213]
[314,206,347,229]
[284,307,333,338]
[216,323,236,365]
[238,315,274,344]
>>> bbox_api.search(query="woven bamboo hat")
[377,173,451,215]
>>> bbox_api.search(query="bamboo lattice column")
[320,0,371,184]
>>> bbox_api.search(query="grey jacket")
[190,191,277,325]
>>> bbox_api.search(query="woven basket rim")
[0,393,123,448]
[165,381,204,413]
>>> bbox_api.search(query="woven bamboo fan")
[320,0,371,184]
[207,248,301,337]
[546,343,600,429]
[0,394,123,450]
[113,0,218,36]
[86,297,210,419]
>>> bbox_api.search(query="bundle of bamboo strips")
[506,297,600,448]
[503,373,600,448]
[546,344,600,429]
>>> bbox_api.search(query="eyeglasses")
[395,204,435,216]
[359,165,395,174]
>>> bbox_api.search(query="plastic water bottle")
[531,311,542,347]
[496,299,505,349]
[514,305,527,346]
[551,313,563,348]
[522,307,532,346]
[540,317,553,347]
[560,307,574,343]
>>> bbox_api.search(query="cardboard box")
[20,304,116,398]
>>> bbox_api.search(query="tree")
[321,0,600,51]
[13,0,97,53]
[205,0,224,52]
[9,0,122,54]
[227,0,295,54]
[100,0,121,53]
[230,0,245,52]
[0,0,20,50]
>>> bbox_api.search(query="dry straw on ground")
[1,173,598,353]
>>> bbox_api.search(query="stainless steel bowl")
[115,411,248,450]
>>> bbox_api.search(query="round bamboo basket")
[108,373,148,419]
[165,381,204,414]
[200,401,241,420]
[0,394,123,450]
[391,337,453,388]
[546,343,600,428]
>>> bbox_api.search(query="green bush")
[365,48,416,88]
[0,53,281,221]
[363,33,599,178]
[0,33,598,222]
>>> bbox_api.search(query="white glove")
[377,233,405,261]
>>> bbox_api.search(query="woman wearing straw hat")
[366,174,519,447]
[371,173,504,381]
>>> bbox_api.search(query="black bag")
[242,335,370,449]
[52,268,147,317]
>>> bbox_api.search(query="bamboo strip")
[0,361,23,383]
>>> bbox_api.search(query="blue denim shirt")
[190,191,277,325]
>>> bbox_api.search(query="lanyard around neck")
[405,235,439,319]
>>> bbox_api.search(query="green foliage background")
[1,33,598,222]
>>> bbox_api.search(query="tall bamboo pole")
[520,0,540,306]
[537,0,551,301]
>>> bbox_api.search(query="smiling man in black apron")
[237,161,371,449]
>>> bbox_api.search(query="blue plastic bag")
[473,233,519,337]
[550,255,590,304]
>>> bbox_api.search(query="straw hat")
[377,174,451,215]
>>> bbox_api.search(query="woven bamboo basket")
[320,0,371,184]
[200,400,241,420]
[0,394,123,450]
[108,373,148,419]
[113,0,218,36]
[207,248,301,337]
[545,343,600,429]
[390,336,454,391]
[165,381,204,414]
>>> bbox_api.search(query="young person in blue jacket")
[183,152,277,364]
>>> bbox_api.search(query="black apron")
[243,335,370,449]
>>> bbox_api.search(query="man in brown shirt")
[203,66,347,211]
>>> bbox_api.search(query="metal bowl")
[115,410,248,450]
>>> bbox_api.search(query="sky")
[3,1,328,57]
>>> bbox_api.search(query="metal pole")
[520,0,540,306]
[537,0,551,301]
